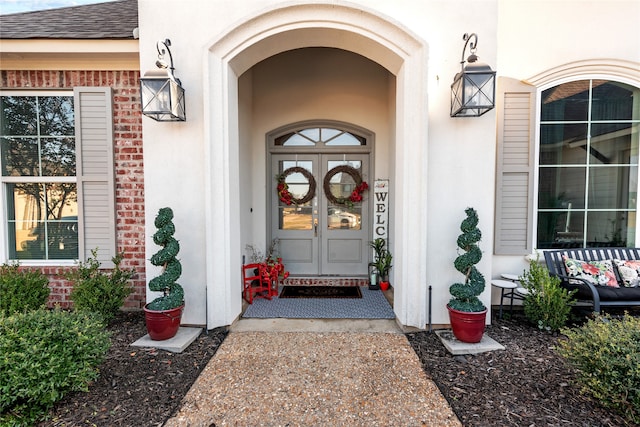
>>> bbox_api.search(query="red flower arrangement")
[349,181,369,204]
[277,181,293,205]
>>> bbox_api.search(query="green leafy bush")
[557,314,640,425]
[519,258,576,332]
[0,308,111,426]
[66,249,135,324]
[0,262,50,316]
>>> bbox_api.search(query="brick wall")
[1,70,146,309]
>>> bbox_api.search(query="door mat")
[279,285,362,299]
[242,286,394,319]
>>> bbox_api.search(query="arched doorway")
[204,3,430,329]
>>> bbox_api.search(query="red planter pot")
[447,305,487,343]
[144,304,184,341]
[379,281,390,291]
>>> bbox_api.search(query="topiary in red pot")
[447,207,487,343]
[144,207,184,340]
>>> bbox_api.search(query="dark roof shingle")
[0,0,138,39]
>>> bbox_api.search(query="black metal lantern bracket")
[450,33,496,117]
[140,38,186,122]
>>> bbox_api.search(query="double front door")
[271,153,370,275]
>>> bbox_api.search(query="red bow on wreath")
[277,181,293,205]
[349,181,369,203]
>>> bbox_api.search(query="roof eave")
[0,39,139,71]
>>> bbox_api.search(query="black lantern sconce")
[450,33,496,117]
[140,39,186,121]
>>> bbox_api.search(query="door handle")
[314,218,318,237]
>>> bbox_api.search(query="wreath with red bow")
[323,165,368,207]
[276,167,316,205]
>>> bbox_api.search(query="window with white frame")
[1,87,117,265]
[1,93,78,260]
[537,79,640,248]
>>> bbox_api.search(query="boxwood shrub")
[0,309,111,426]
[66,249,135,324]
[557,313,640,425]
[0,262,50,316]
[519,259,576,332]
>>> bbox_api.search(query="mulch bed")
[39,311,227,427]
[406,310,633,427]
[39,309,634,426]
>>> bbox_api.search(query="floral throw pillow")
[612,259,640,288]
[562,256,619,288]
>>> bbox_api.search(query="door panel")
[271,153,369,275]
[320,154,369,274]
[272,155,318,275]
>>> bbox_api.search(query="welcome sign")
[373,179,389,240]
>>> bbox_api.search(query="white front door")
[271,153,370,275]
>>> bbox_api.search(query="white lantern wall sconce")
[140,39,186,121]
[450,33,496,117]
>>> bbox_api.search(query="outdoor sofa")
[544,248,640,313]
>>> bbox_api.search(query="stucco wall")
[137,0,639,328]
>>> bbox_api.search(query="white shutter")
[494,78,537,255]
[74,87,116,267]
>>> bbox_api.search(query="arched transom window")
[274,127,366,147]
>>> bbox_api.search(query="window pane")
[6,182,78,260]
[1,137,40,176]
[299,128,319,141]
[586,211,633,247]
[321,128,341,141]
[538,166,586,209]
[537,211,584,249]
[591,123,638,165]
[326,161,362,203]
[47,216,79,259]
[328,206,361,230]
[539,124,588,165]
[591,80,636,121]
[41,137,76,176]
[277,160,313,231]
[280,206,312,230]
[279,133,316,146]
[588,166,637,210]
[38,96,74,136]
[541,80,590,122]
[1,96,37,135]
[325,132,365,146]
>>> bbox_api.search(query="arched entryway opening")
[204,3,430,330]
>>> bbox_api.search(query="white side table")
[501,273,520,282]
[491,279,518,319]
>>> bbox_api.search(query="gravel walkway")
[165,331,461,426]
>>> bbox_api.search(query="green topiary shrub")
[448,207,486,312]
[0,308,111,426]
[147,207,184,311]
[0,262,50,316]
[66,248,135,324]
[519,257,576,332]
[556,313,640,425]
